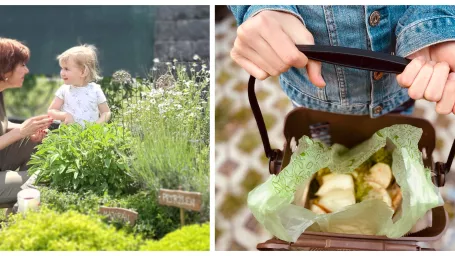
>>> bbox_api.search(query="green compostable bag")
[248,124,443,242]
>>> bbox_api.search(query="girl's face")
[60,58,86,86]
[4,63,29,88]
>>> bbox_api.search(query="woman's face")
[5,63,29,88]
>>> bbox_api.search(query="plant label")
[159,189,202,211]
[99,206,138,225]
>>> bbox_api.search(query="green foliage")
[28,123,136,195]
[38,186,125,216]
[140,223,210,251]
[38,187,201,240]
[116,64,209,221]
[113,191,178,239]
[98,71,147,119]
[0,207,143,251]
[3,75,60,118]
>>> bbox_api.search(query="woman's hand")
[29,129,48,143]
[396,41,455,114]
[19,115,53,138]
[230,10,325,86]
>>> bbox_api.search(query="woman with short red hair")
[0,38,53,205]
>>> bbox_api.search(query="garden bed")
[0,62,209,250]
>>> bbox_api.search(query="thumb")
[307,60,325,87]
[282,22,326,87]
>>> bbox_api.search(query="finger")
[408,61,435,100]
[396,57,425,88]
[234,37,284,77]
[262,24,325,86]
[259,19,309,69]
[424,62,450,102]
[31,114,51,121]
[231,48,269,80]
[34,117,53,126]
[32,132,42,142]
[29,134,40,142]
[436,72,455,114]
[37,124,50,131]
[306,60,325,87]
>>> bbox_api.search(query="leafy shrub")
[140,223,209,251]
[38,187,201,240]
[0,208,143,251]
[117,191,181,239]
[117,64,210,221]
[28,123,136,195]
[38,187,126,215]
[98,71,147,119]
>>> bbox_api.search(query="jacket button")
[373,72,384,80]
[369,11,381,26]
[373,105,383,114]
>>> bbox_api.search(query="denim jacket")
[229,6,455,117]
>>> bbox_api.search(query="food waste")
[308,147,402,214]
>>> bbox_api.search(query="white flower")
[190,68,195,72]
[153,58,160,63]
[152,67,157,71]
[192,63,198,67]
[172,66,176,70]
[193,54,200,60]
[201,64,207,70]
[166,62,171,66]
[182,67,186,72]
[173,58,178,63]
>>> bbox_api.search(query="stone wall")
[154,6,210,62]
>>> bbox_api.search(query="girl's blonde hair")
[57,44,101,82]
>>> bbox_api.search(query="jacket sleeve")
[228,5,304,26]
[395,5,455,57]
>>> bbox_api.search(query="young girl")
[48,44,111,126]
